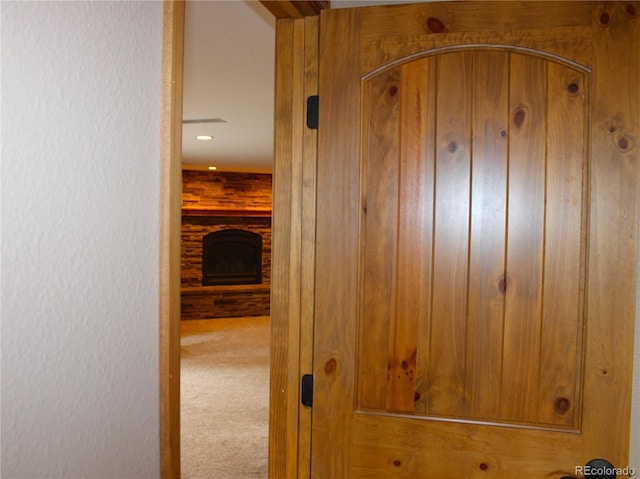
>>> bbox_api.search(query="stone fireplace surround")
[180,170,272,319]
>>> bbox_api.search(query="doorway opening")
[161,2,325,477]
[179,1,275,477]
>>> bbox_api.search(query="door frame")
[158,2,324,478]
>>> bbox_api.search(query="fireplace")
[202,229,263,286]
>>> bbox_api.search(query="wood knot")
[426,16,447,33]
[567,82,580,94]
[385,80,400,105]
[617,135,632,151]
[447,141,458,153]
[626,3,637,17]
[479,462,489,471]
[497,274,508,294]
[553,397,571,415]
[393,459,402,467]
[599,10,611,26]
[324,358,337,375]
[513,108,526,128]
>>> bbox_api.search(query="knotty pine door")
[312,2,639,478]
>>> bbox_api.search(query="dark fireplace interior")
[202,229,263,286]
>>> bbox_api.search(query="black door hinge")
[301,374,314,407]
[306,95,319,129]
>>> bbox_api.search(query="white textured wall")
[1,2,163,477]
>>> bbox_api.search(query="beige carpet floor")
[181,316,270,479]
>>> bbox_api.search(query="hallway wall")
[1,2,163,476]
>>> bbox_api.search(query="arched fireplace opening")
[202,229,262,286]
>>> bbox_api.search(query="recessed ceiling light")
[196,135,213,141]
[183,118,227,124]
[208,166,217,171]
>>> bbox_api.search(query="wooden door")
[313,2,639,478]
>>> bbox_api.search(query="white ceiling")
[182,1,276,173]
[182,0,430,173]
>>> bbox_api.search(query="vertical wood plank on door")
[583,1,639,464]
[386,59,432,413]
[501,54,547,423]
[412,58,437,415]
[313,7,361,477]
[359,68,401,411]
[465,51,509,420]
[538,62,587,427]
[428,52,473,417]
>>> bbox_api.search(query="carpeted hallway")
[181,316,270,479]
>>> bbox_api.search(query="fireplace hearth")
[202,229,262,286]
